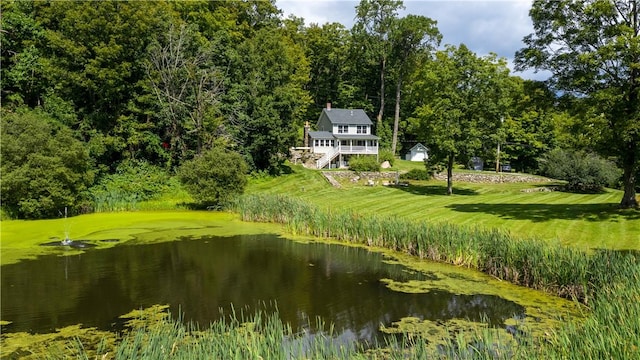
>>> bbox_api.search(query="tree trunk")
[495,140,501,173]
[620,40,638,208]
[196,129,202,155]
[377,56,386,125]
[620,142,638,208]
[392,75,401,155]
[447,153,454,195]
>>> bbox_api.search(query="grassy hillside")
[247,162,639,250]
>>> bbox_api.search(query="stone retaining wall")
[324,171,399,180]
[433,172,553,183]
[323,170,552,184]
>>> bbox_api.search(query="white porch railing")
[338,145,378,154]
[316,147,339,169]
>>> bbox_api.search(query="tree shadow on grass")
[446,203,640,222]
[394,183,479,196]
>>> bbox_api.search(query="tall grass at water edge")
[237,194,606,302]
[50,309,362,360]
[57,291,639,359]
[91,190,139,213]
[57,279,639,360]
[108,311,359,360]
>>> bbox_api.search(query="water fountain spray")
[61,207,73,246]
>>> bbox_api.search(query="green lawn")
[247,162,640,250]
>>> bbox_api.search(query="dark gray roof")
[308,131,335,139]
[333,134,379,140]
[322,109,372,125]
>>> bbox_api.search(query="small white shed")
[405,143,429,162]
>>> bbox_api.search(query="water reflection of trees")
[1,235,524,341]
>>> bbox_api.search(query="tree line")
[1,0,637,218]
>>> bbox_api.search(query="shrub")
[424,158,445,177]
[1,109,94,219]
[539,149,621,192]
[378,148,395,166]
[178,147,248,208]
[400,169,431,181]
[348,155,380,172]
[89,160,176,212]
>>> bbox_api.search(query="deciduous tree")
[388,14,441,155]
[146,23,224,163]
[177,147,248,208]
[408,45,511,195]
[516,0,639,208]
[1,109,94,219]
[225,28,311,173]
[500,79,558,173]
[0,0,46,107]
[302,22,351,114]
[353,0,404,126]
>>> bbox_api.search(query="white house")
[405,143,429,162]
[307,104,379,169]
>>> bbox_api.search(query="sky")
[276,0,550,80]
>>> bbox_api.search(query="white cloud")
[277,0,358,26]
[276,0,547,80]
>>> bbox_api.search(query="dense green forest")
[1,0,638,219]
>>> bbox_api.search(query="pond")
[0,212,580,347]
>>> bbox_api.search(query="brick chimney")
[326,102,331,111]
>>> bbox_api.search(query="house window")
[341,140,348,146]
[314,139,319,147]
[356,140,365,146]
[337,125,348,134]
[357,126,367,134]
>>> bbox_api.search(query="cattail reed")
[236,194,612,303]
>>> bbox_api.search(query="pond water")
[1,233,526,343]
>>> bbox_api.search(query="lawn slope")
[247,163,639,250]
